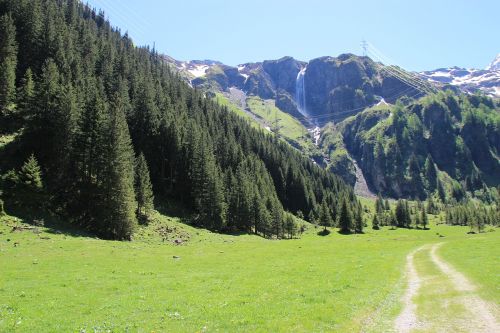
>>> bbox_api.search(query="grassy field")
[0,212,498,332]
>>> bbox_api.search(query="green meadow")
[1,212,497,332]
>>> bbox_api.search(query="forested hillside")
[335,91,500,201]
[0,0,360,240]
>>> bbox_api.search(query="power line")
[366,42,437,94]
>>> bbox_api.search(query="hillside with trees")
[323,91,500,202]
[0,0,360,240]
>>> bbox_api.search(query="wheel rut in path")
[394,243,499,332]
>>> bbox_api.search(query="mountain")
[165,54,499,202]
[169,54,429,125]
[419,55,500,98]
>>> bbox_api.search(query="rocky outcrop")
[262,56,304,96]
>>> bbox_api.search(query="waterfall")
[295,67,307,117]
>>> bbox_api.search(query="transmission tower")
[361,40,368,56]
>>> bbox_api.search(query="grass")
[439,230,500,303]
[213,94,320,156]
[213,93,258,127]
[246,96,318,155]
[0,212,498,332]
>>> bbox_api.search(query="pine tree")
[0,14,18,114]
[100,92,138,240]
[16,153,44,212]
[372,213,380,230]
[354,203,364,233]
[19,154,43,189]
[191,133,226,230]
[424,154,437,191]
[384,199,390,211]
[421,208,428,230]
[17,68,35,119]
[390,211,397,229]
[338,199,353,234]
[395,200,406,227]
[426,196,436,214]
[135,152,154,219]
[284,212,297,239]
[318,198,332,231]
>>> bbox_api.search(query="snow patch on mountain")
[188,65,209,78]
[419,55,500,98]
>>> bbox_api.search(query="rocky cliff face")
[168,54,423,125]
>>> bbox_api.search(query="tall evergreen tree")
[0,13,18,114]
[424,154,438,191]
[372,213,380,230]
[421,208,428,230]
[19,154,43,189]
[338,199,353,234]
[318,198,332,231]
[100,92,138,240]
[17,68,35,120]
[354,203,364,233]
[135,152,154,219]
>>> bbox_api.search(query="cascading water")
[296,66,321,145]
[295,67,308,118]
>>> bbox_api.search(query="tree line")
[372,194,429,230]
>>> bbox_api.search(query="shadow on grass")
[4,205,94,239]
[154,198,255,238]
[317,229,331,236]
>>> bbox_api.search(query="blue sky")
[84,0,499,71]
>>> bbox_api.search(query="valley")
[0,0,498,332]
[1,213,498,332]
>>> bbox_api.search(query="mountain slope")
[0,0,360,239]
[323,91,500,201]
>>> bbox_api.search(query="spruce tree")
[354,203,364,233]
[135,152,154,219]
[0,14,18,113]
[17,153,44,212]
[338,199,353,234]
[101,92,138,240]
[372,213,380,230]
[384,199,390,211]
[424,154,437,191]
[19,154,43,189]
[421,209,428,230]
[318,198,332,231]
[17,68,35,120]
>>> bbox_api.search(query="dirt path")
[394,245,428,332]
[394,243,500,332]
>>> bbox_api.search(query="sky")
[84,0,499,71]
